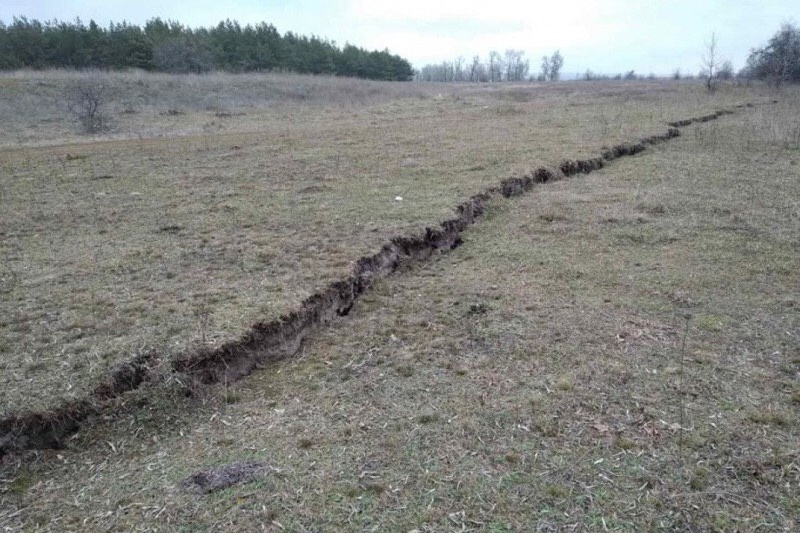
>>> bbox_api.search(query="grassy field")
[0,73,797,531]
[0,72,771,413]
[1,78,797,532]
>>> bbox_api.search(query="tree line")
[743,22,800,86]
[416,23,799,87]
[416,50,563,82]
[0,17,415,81]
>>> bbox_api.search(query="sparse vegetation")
[65,78,108,133]
[0,70,797,531]
[0,72,765,414]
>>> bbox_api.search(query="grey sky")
[1,0,795,75]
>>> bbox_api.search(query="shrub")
[65,81,107,134]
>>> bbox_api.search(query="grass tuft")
[416,411,439,425]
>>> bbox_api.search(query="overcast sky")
[1,0,795,76]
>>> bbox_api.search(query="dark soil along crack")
[0,103,763,457]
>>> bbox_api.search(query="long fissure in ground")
[0,105,759,457]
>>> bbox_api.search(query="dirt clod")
[182,461,266,494]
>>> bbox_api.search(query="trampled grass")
[0,72,772,413]
[1,76,797,531]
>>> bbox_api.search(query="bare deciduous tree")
[469,55,481,82]
[701,32,720,93]
[453,56,465,82]
[489,51,503,82]
[549,50,564,81]
[540,50,563,82]
[66,80,107,134]
[718,60,734,80]
[503,49,529,82]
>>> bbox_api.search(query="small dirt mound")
[182,461,266,494]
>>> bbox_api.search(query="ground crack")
[0,102,766,457]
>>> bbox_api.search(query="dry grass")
[0,80,797,531]
[0,72,772,414]
[0,69,437,145]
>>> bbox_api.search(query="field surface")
[1,73,798,531]
[0,72,769,413]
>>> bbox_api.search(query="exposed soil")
[182,461,268,494]
[0,350,155,452]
